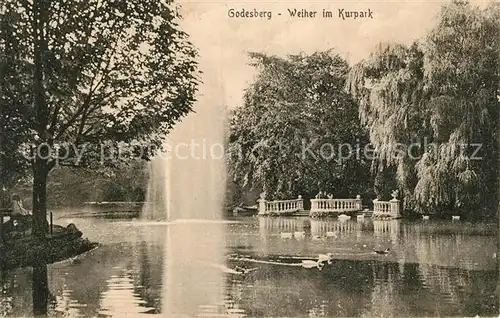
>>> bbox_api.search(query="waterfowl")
[212,264,241,275]
[318,253,334,264]
[452,215,460,220]
[326,231,338,238]
[234,266,258,275]
[422,215,430,220]
[301,260,325,270]
[373,248,390,255]
[280,232,293,239]
[338,214,351,220]
[294,231,305,239]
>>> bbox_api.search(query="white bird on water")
[318,253,334,264]
[301,260,325,270]
[326,231,338,238]
[280,232,293,239]
[311,235,322,241]
[294,231,305,239]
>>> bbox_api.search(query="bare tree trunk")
[31,0,50,238]
[32,264,49,315]
[32,161,49,237]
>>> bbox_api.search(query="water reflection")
[165,222,225,317]
[0,219,164,317]
[228,217,498,316]
[0,217,497,317]
[32,265,49,317]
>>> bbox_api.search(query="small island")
[0,212,97,270]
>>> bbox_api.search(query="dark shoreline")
[0,223,98,270]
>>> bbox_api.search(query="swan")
[301,260,325,270]
[326,231,338,238]
[338,214,351,220]
[318,253,334,264]
[280,232,293,239]
[452,215,460,220]
[294,231,305,239]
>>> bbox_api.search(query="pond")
[0,216,498,317]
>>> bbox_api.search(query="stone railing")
[257,194,304,216]
[309,195,362,217]
[373,198,401,219]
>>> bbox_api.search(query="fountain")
[141,83,228,315]
[142,157,169,221]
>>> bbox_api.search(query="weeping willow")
[346,1,499,217]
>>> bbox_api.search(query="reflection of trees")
[361,262,398,317]
[0,269,14,316]
[0,267,36,316]
[44,224,164,316]
[132,229,165,312]
[32,265,49,316]
[405,222,498,316]
[308,301,327,317]
[236,260,374,317]
[51,285,86,317]
[412,225,470,309]
[98,271,157,316]
[406,222,496,270]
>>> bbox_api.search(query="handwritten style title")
[227,8,375,20]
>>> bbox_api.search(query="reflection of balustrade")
[259,217,304,232]
[310,220,360,237]
[310,196,362,217]
[257,193,304,216]
[373,220,400,243]
[373,199,400,218]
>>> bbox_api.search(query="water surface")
[0,216,497,317]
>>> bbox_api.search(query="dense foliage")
[228,1,498,219]
[0,0,199,235]
[346,0,499,217]
[227,51,371,201]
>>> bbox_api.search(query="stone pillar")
[372,199,379,214]
[390,189,401,218]
[390,199,401,218]
[355,195,362,211]
[298,195,303,210]
[257,192,267,216]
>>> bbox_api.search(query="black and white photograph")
[0,0,499,317]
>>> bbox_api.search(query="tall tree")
[346,42,429,205]
[347,0,499,217]
[0,7,31,194]
[0,0,199,236]
[416,0,499,216]
[228,51,371,201]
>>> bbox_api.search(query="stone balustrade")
[373,198,401,219]
[309,195,362,217]
[258,195,304,216]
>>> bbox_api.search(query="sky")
[176,0,488,109]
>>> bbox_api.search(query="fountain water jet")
[142,157,169,221]
[142,87,228,315]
